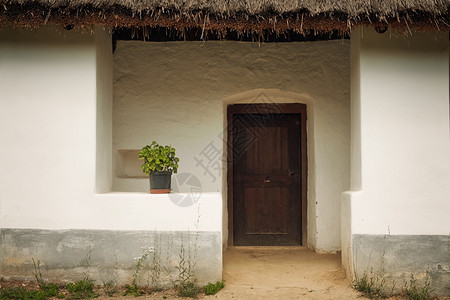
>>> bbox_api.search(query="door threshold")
[227,245,307,250]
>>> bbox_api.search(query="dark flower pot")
[149,171,172,194]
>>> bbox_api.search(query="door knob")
[264,176,271,183]
[289,171,295,176]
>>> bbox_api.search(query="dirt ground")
[99,247,364,299]
[208,246,361,300]
[2,247,448,299]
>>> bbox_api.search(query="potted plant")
[138,141,179,194]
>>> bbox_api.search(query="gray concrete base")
[0,228,222,286]
[353,234,450,296]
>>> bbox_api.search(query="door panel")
[233,113,302,246]
[244,187,290,234]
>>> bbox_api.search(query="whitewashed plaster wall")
[95,27,113,193]
[350,27,449,235]
[0,26,221,233]
[0,26,97,229]
[343,27,449,279]
[113,40,350,252]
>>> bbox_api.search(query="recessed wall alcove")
[115,149,146,178]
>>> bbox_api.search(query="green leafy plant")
[67,279,98,299]
[203,281,224,295]
[402,275,435,300]
[123,283,144,297]
[138,141,179,175]
[177,282,200,298]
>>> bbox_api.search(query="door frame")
[227,103,308,246]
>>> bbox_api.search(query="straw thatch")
[0,0,449,35]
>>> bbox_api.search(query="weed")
[42,283,59,297]
[402,275,435,300]
[0,287,46,300]
[173,231,199,287]
[31,258,60,298]
[32,258,46,288]
[123,246,154,296]
[177,282,200,298]
[67,278,98,299]
[0,284,63,300]
[352,230,398,299]
[149,232,162,288]
[352,270,388,299]
[123,283,144,297]
[102,281,118,297]
[174,238,191,287]
[173,233,200,298]
[203,281,224,295]
[162,232,175,284]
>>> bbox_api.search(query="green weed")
[66,279,98,299]
[177,282,200,298]
[123,283,144,297]
[402,275,435,300]
[352,270,388,299]
[203,281,224,295]
[0,287,47,300]
[31,258,60,298]
[174,241,191,287]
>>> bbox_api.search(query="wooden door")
[229,104,306,246]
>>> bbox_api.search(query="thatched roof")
[1,0,449,36]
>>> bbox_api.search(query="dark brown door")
[230,104,305,246]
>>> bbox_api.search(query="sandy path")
[213,247,361,300]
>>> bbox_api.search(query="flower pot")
[149,171,172,194]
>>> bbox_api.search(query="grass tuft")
[203,281,224,295]
[122,283,145,297]
[0,287,47,300]
[67,279,98,299]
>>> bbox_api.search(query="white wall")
[113,40,351,251]
[95,27,113,193]
[0,26,221,233]
[0,28,350,251]
[341,27,363,276]
[343,27,449,280]
[349,27,450,236]
[0,26,98,229]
